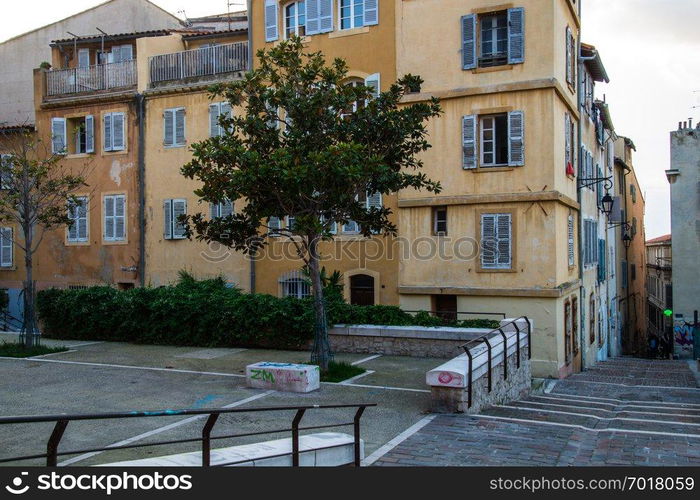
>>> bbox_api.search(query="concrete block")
[426,354,468,388]
[246,361,320,393]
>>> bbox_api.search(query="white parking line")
[64,341,105,348]
[339,370,376,385]
[28,350,78,359]
[351,354,382,366]
[497,405,700,427]
[362,415,436,466]
[59,390,276,466]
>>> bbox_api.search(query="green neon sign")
[663,309,673,317]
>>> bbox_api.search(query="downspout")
[576,29,586,371]
[623,166,631,353]
[247,0,255,293]
[136,93,146,287]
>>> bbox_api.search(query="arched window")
[350,274,375,306]
[285,1,306,38]
[279,270,310,299]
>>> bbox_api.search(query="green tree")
[181,38,441,370]
[0,128,88,347]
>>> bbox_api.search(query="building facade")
[645,234,672,353]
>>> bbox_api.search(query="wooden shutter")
[68,201,79,241]
[172,199,187,239]
[481,214,497,268]
[209,103,220,137]
[568,215,575,267]
[220,103,232,133]
[209,202,219,219]
[163,109,174,146]
[566,27,573,85]
[112,113,125,151]
[507,8,525,64]
[85,115,94,153]
[104,196,115,240]
[77,198,88,241]
[104,113,113,151]
[366,192,382,210]
[508,111,524,166]
[220,199,234,217]
[265,0,279,42]
[319,0,333,32]
[565,113,571,172]
[0,228,12,267]
[52,118,66,154]
[365,73,380,99]
[175,108,185,145]
[364,0,378,26]
[164,199,173,239]
[462,115,477,169]
[114,195,125,240]
[496,214,512,268]
[306,0,320,35]
[461,14,477,70]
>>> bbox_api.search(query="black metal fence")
[0,403,375,467]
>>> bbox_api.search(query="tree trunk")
[308,236,332,371]
[22,222,36,348]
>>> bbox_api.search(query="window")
[339,0,378,30]
[98,45,133,64]
[210,199,233,219]
[286,215,296,232]
[480,213,512,270]
[564,299,572,364]
[565,113,575,175]
[280,270,310,298]
[66,115,95,154]
[566,26,576,88]
[342,191,382,233]
[51,118,67,154]
[103,112,125,152]
[104,194,126,241]
[572,296,579,354]
[631,263,636,281]
[350,274,375,305]
[67,196,88,243]
[78,48,90,68]
[579,146,593,188]
[583,219,598,267]
[268,216,282,235]
[305,0,334,34]
[163,108,185,147]
[589,293,595,344]
[462,111,524,169]
[462,8,524,70]
[209,102,232,137]
[164,199,187,240]
[0,227,12,268]
[567,214,575,267]
[630,184,637,203]
[433,207,447,236]
[285,1,306,38]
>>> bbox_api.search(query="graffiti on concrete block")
[250,369,275,383]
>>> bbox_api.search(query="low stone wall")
[326,325,492,359]
[427,318,532,414]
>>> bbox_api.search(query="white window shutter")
[265,0,279,42]
[209,103,220,137]
[210,202,219,219]
[163,109,174,146]
[85,115,94,153]
[172,199,187,239]
[0,228,12,267]
[114,195,125,240]
[175,108,186,145]
[112,113,125,151]
[565,113,571,171]
[568,215,575,266]
[221,103,232,133]
[566,27,573,85]
[78,49,90,68]
[104,196,114,239]
[461,14,477,70]
[507,8,525,64]
[77,198,88,241]
[462,115,477,169]
[306,0,320,35]
[319,0,333,32]
[104,114,113,151]
[508,110,524,166]
[164,199,173,239]
[68,202,78,241]
[496,214,512,268]
[52,118,66,154]
[481,214,497,268]
[364,0,378,26]
[220,199,234,218]
[365,73,380,100]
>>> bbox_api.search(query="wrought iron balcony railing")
[46,60,137,96]
[149,42,248,86]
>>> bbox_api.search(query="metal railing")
[459,316,531,409]
[0,403,375,467]
[46,60,137,96]
[0,310,23,332]
[149,42,248,86]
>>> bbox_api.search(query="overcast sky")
[1,0,698,239]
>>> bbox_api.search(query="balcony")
[46,60,137,97]
[148,42,248,88]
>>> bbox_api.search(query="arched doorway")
[350,274,375,306]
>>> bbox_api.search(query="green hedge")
[37,277,500,349]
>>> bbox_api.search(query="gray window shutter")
[78,198,88,241]
[269,216,281,233]
[481,214,497,268]
[364,0,378,26]
[52,118,66,154]
[319,0,333,32]
[507,7,525,64]
[112,113,125,150]
[220,199,234,218]
[568,215,575,266]
[220,103,231,133]
[508,110,524,166]
[565,113,571,171]
[172,199,187,238]
[461,14,477,70]
[114,195,125,240]
[0,228,12,267]
[164,199,172,239]
[104,114,113,151]
[85,115,94,153]
[496,214,512,268]
[175,108,185,145]
[462,115,477,169]
[163,109,174,146]
[265,0,279,42]
[306,0,320,35]
[209,103,220,137]
[104,196,114,239]
[365,73,380,99]
[566,27,573,85]
[210,202,219,219]
[366,192,382,210]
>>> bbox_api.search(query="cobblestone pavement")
[374,358,700,466]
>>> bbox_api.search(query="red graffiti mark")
[438,372,454,384]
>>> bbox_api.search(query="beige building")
[645,234,672,349]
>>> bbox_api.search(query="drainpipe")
[136,93,146,287]
[576,30,587,372]
[246,0,253,70]
[623,166,632,353]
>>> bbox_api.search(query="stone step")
[512,399,700,423]
[528,394,700,415]
[549,381,700,405]
[480,405,700,436]
[571,372,697,388]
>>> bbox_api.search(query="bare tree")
[0,127,89,347]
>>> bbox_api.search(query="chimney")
[690,118,694,129]
[679,121,683,130]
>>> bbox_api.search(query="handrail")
[458,316,531,409]
[0,402,376,467]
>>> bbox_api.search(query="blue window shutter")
[461,14,477,70]
[364,0,378,26]
[306,0,320,35]
[508,110,524,166]
[265,0,279,42]
[319,0,333,32]
[462,115,477,169]
[507,8,525,64]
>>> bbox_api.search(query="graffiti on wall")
[673,319,695,357]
